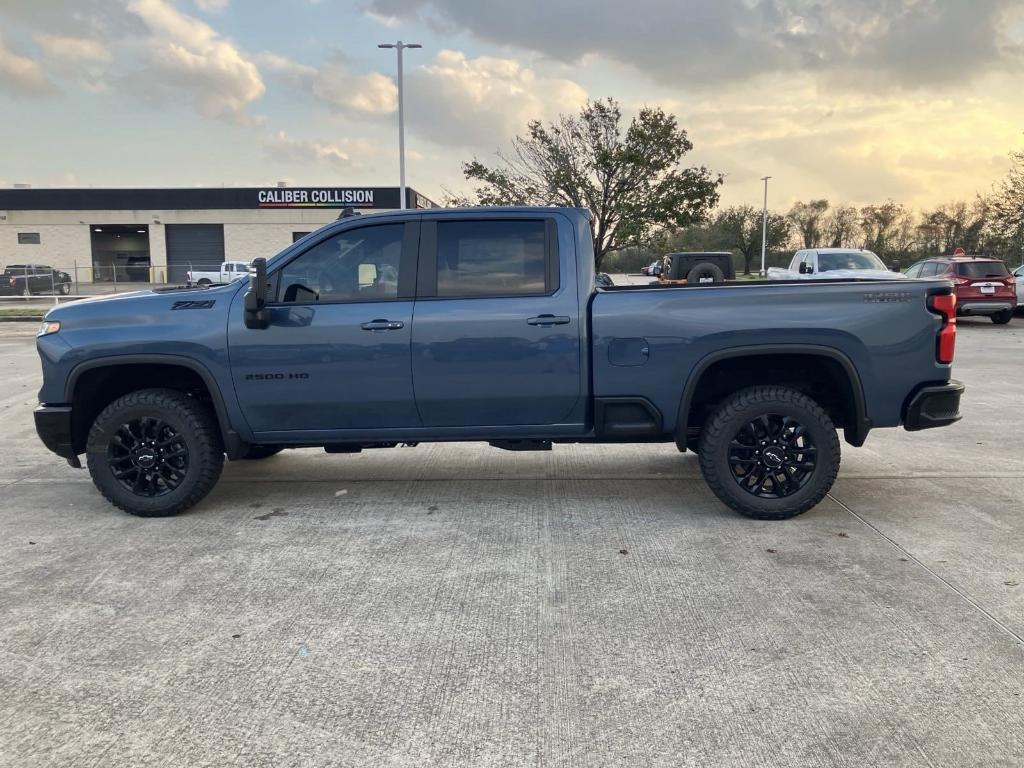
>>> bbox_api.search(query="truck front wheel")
[86,388,224,517]
[697,385,840,520]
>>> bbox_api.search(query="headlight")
[37,320,61,337]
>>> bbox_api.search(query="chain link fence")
[0,263,246,304]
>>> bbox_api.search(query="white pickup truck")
[185,261,253,287]
[769,248,901,281]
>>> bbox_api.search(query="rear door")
[31,266,49,293]
[410,215,582,428]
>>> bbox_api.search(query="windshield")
[817,251,886,272]
[957,261,1008,278]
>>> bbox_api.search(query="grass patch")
[0,307,45,317]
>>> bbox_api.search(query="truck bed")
[590,277,951,436]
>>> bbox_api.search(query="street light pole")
[378,41,422,210]
[760,176,772,277]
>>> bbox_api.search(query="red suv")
[905,256,1016,324]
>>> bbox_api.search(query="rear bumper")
[957,301,1013,315]
[903,380,964,432]
[34,405,81,467]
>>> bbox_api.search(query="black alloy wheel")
[107,416,189,497]
[726,414,816,499]
[698,385,840,520]
[86,388,223,516]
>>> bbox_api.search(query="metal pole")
[759,176,771,277]
[379,41,421,210]
[397,42,406,210]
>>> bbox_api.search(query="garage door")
[165,224,225,283]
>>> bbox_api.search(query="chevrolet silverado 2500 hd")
[34,207,964,520]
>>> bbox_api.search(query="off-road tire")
[86,388,223,517]
[991,309,1013,325]
[238,445,283,460]
[58,282,71,295]
[686,263,726,285]
[698,385,840,520]
[197,278,212,287]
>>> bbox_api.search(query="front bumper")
[34,405,81,467]
[903,380,964,432]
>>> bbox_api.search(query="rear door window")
[956,261,1009,278]
[433,220,553,297]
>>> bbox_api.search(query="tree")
[918,200,988,255]
[859,201,910,255]
[989,150,1024,264]
[787,199,830,249]
[823,205,860,248]
[453,98,723,270]
[713,206,791,275]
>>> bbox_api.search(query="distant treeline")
[604,196,1024,275]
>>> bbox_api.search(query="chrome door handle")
[527,315,571,326]
[360,319,404,331]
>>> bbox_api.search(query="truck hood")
[42,282,242,322]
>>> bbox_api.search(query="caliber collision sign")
[257,188,377,208]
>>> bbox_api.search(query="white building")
[0,185,437,284]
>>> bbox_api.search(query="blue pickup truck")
[34,207,963,520]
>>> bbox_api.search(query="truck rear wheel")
[697,385,840,520]
[86,388,224,517]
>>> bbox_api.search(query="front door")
[410,217,582,428]
[228,221,421,436]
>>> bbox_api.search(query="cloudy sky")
[1,0,1023,210]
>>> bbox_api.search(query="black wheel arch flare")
[64,354,245,459]
[675,344,871,449]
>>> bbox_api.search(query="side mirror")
[799,263,813,274]
[244,257,271,330]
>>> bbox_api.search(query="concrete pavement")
[1,318,1023,767]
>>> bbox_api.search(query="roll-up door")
[165,224,225,282]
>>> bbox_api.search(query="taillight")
[929,293,956,364]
